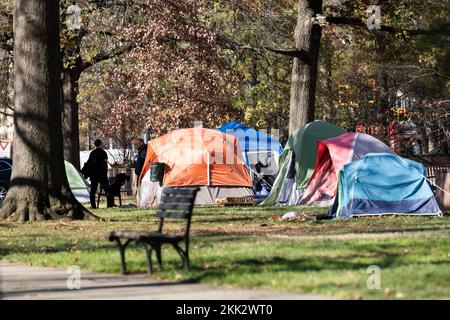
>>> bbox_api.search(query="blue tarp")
[329,153,441,218]
[218,121,283,155]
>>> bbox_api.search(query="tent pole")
[207,151,211,186]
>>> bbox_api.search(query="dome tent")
[218,121,282,160]
[329,153,441,218]
[218,121,283,191]
[261,120,345,205]
[300,132,394,206]
[138,128,253,206]
[65,161,90,203]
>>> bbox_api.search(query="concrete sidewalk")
[0,263,332,300]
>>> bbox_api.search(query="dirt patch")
[190,221,450,240]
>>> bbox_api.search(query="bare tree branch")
[80,42,135,71]
[265,47,310,63]
[325,16,450,36]
[0,10,12,20]
[0,109,13,117]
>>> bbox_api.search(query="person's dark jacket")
[135,144,147,177]
[87,147,108,179]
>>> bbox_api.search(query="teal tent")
[329,153,441,218]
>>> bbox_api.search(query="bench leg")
[144,244,154,274]
[155,244,162,271]
[173,244,189,271]
[185,239,190,270]
[115,239,132,275]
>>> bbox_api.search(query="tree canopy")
[1,0,448,150]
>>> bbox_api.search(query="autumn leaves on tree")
[0,0,448,221]
[102,0,240,138]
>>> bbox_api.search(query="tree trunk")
[0,0,93,222]
[62,68,81,169]
[289,0,323,134]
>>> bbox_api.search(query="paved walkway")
[0,263,331,300]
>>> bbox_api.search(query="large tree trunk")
[288,0,323,134]
[0,0,92,222]
[62,68,81,169]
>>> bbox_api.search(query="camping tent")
[262,120,345,205]
[138,128,254,206]
[218,121,283,172]
[329,153,441,218]
[64,161,90,203]
[218,121,283,192]
[300,132,394,206]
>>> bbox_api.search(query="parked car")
[0,158,12,204]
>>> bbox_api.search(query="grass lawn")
[1,205,449,299]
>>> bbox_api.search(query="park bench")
[108,187,198,274]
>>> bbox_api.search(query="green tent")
[65,161,90,203]
[262,120,345,205]
[65,161,88,189]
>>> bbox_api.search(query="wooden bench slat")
[158,203,193,211]
[110,231,146,241]
[160,195,196,203]
[156,211,191,219]
[163,188,197,196]
[142,232,184,242]
[110,231,184,243]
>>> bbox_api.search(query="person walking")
[134,138,147,180]
[86,139,114,208]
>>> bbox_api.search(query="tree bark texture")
[62,68,81,169]
[0,0,92,221]
[289,0,323,134]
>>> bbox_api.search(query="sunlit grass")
[1,205,449,299]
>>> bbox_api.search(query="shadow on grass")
[1,279,187,298]
[0,237,115,256]
[341,225,450,235]
[181,256,450,285]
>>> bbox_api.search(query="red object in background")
[355,124,379,138]
[356,122,401,153]
[387,122,401,153]
[0,140,9,151]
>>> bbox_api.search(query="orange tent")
[138,128,253,206]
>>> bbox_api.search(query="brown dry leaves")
[103,0,241,138]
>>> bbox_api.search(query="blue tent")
[218,121,283,194]
[218,121,283,159]
[329,153,441,219]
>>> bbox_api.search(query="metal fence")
[426,166,450,186]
